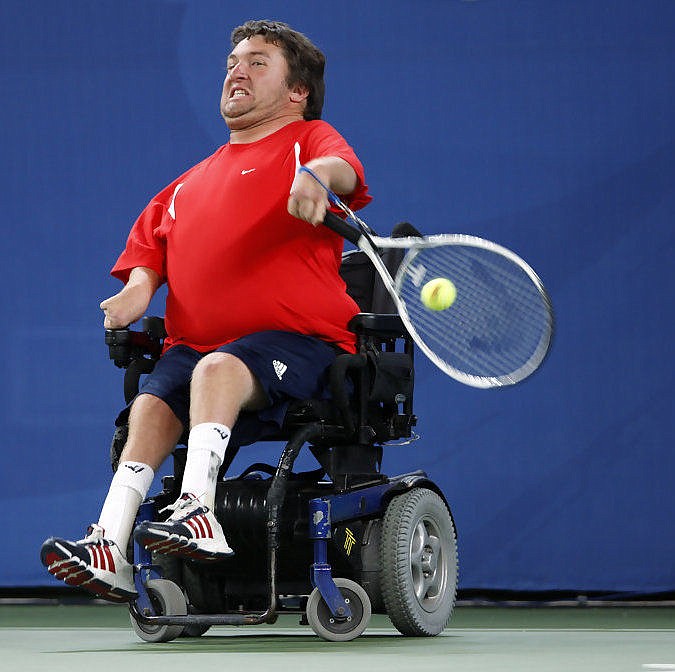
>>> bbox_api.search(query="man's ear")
[289,83,309,104]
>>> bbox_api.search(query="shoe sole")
[41,539,137,603]
[135,529,233,562]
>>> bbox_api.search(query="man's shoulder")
[280,119,340,140]
[286,120,352,153]
[300,119,339,134]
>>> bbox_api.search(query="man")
[41,20,371,603]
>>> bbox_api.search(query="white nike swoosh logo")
[241,168,256,175]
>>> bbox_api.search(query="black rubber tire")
[380,488,458,636]
[180,604,211,638]
[180,622,211,638]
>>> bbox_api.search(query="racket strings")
[415,267,545,376]
[398,245,551,382]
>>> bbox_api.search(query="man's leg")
[182,352,266,508]
[190,351,267,427]
[98,393,184,547]
[40,394,183,601]
[120,392,186,469]
[133,353,266,561]
[134,331,339,562]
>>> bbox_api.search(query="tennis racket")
[300,166,553,388]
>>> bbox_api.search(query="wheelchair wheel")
[180,623,210,638]
[180,607,210,638]
[380,488,457,636]
[306,577,371,641]
[130,579,187,643]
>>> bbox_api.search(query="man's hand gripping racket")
[299,166,554,388]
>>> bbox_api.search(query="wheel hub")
[410,516,446,610]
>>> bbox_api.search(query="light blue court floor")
[1,605,673,672]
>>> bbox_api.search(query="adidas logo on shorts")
[272,359,288,380]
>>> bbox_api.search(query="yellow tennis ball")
[420,277,457,311]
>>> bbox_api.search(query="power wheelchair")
[105,228,459,642]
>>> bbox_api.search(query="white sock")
[181,423,230,510]
[97,461,154,551]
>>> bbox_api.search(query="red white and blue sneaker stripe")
[133,493,234,561]
[40,524,137,603]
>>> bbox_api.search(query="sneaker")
[40,524,137,603]
[133,493,234,561]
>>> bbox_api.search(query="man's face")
[221,35,304,130]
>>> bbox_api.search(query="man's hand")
[287,157,357,226]
[100,267,160,329]
[288,167,330,225]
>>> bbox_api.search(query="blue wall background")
[1,0,673,593]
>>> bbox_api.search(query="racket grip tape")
[323,210,362,245]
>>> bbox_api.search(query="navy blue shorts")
[116,331,340,447]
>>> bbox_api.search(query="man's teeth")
[233,90,247,97]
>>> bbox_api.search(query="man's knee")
[122,394,184,467]
[191,352,266,413]
[128,393,184,442]
[129,392,177,421]
[192,352,248,384]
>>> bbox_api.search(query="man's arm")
[100,266,161,329]
[287,156,357,226]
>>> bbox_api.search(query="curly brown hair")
[231,20,325,121]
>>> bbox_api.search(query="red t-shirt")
[111,120,371,354]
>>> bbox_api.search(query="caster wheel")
[179,604,210,638]
[380,488,458,636]
[181,618,211,638]
[130,579,187,643]
[306,577,371,642]
[180,623,210,638]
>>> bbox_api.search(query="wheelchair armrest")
[348,312,407,338]
[106,317,165,404]
[105,316,164,368]
[139,315,167,340]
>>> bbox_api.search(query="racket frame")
[299,166,553,388]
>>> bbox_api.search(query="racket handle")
[323,211,362,245]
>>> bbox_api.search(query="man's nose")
[228,62,247,80]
